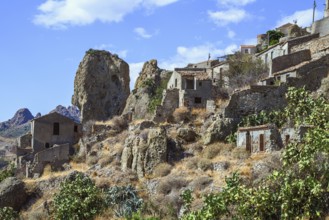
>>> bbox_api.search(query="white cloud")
[34,0,180,29]
[276,9,323,28]
[208,8,248,26]
[134,27,153,39]
[217,0,256,7]
[159,43,238,70]
[129,62,144,89]
[227,30,236,39]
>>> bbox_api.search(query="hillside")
[2,26,329,220]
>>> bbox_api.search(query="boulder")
[121,127,168,178]
[72,49,130,123]
[203,118,239,145]
[0,177,27,211]
[177,128,197,142]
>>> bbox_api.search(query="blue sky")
[0,0,325,121]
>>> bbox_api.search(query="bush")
[173,107,191,123]
[0,164,15,183]
[152,163,172,177]
[53,173,103,220]
[0,207,18,220]
[104,185,143,218]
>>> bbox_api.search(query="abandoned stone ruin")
[16,112,81,177]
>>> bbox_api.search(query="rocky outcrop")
[121,127,168,178]
[50,105,80,122]
[0,177,27,210]
[122,59,169,120]
[203,118,239,145]
[72,49,130,123]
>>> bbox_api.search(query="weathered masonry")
[16,112,82,177]
[237,124,282,153]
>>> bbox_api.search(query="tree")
[224,52,268,91]
[267,30,285,46]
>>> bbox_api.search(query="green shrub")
[104,185,143,218]
[0,164,15,183]
[53,173,103,220]
[0,207,18,220]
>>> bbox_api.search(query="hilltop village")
[0,3,328,220]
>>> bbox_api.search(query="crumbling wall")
[153,89,179,123]
[291,34,329,58]
[272,50,311,73]
[18,133,32,149]
[288,54,329,91]
[224,85,287,118]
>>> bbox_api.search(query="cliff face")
[72,50,130,123]
[123,59,168,120]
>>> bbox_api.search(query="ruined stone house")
[237,124,312,154]
[167,68,214,108]
[16,112,81,177]
[237,124,282,153]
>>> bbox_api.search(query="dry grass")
[153,163,172,177]
[202,144,222,159]
[238,165,252,177]
[232,147,251,160]
[172,107,190,123]
[197,158,213,171]
[191,108,209,121]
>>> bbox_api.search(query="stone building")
[237,124,282,153]
[312,0,329,37]
[167,68,213,108]
[16,112,81,177]
[240,45,256,55]
[237,124,312,154]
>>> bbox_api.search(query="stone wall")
[291,34,329,58]
[286,33,319,53]
[34,144,70,163]
[224,85,287,118]
[18,133,32,148]
[272,50,311,73]
[237,124,282,153]
[153,89,179,123]
[181,79,213,108]
[288,54,329,91]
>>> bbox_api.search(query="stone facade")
[16,112,82,177]
[240,45,256,55]
[167,68,214,108]
[237,124,312,154]
[31,112,81,152]
[237,124,282,153]
[224,85,287,119]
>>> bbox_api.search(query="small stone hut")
[237,124,282,153]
